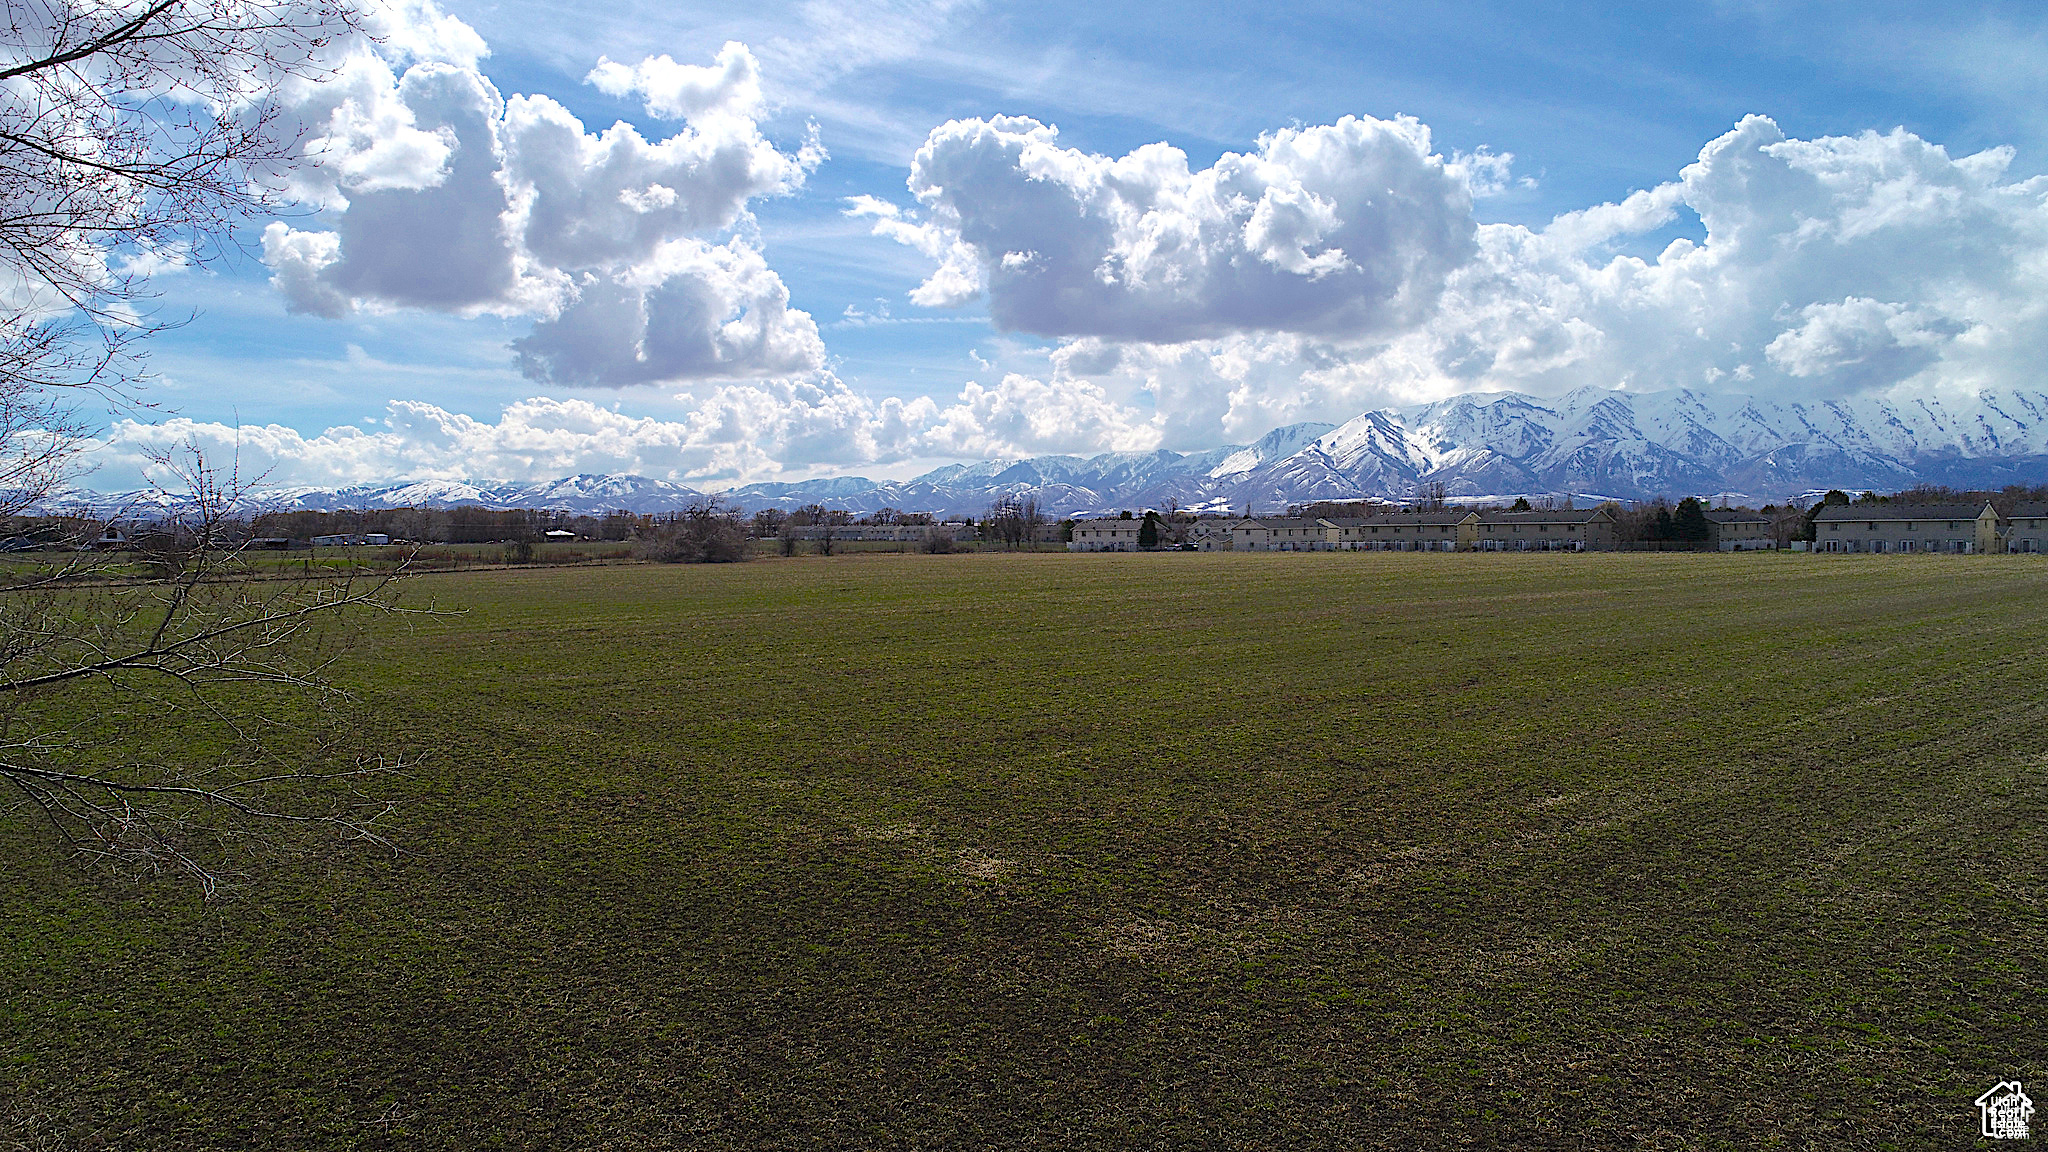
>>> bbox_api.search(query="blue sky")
[97,0,2048,489]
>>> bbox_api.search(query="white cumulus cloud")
[92,380,943,489]
[982,114,2048,449]
[263,15,825,385]
[920,374,1160,460]
[230,38,2048,480]
[585,40,765,122]
[512,238,825,387]
[864,113,1480,342]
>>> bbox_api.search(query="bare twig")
[0,445,427,895]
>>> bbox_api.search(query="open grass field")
[3,551,2045,1149]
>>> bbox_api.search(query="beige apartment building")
[1471,508,1617,551]
[1703,508,1774,550]
[2005,503,2048,553]
[1811,502,1999,553]
[1226,506,1619,551]
[1230,517,1340,551]
[1328,512,1471,550]
[1068,518,1145,551]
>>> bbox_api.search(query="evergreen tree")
[1799,490,1851,541]
[1672,497,1711,541]
[1511,497,1533,512]
[1138,511,1162,550]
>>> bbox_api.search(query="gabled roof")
[2005,501,2048,519]
[1477,508,1610,525]
[1811,502,1993,522]
[1333,511,1473,527]
[1234,517,1333,529]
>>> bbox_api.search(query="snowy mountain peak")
[53,388,2048,521]
[1204,421,1338,478]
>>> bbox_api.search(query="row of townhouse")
[1811,501,2048,553]
[1071,507,1781,552]
[1067,501,2048,554]
[1070,509,1624,552]
[1070,520,1143,550]
[782,522,978,542]
[1226,508,1628,552]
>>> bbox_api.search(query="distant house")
[1328,511,1472,551]
[790,522,981,543]
[543,529,576,540]
[2002,502,2048,554]
[1703,508,1773,551]
[1230,517,1339,551]
[1068,518,1143,552]
[1225,507,1616,552]
[310,533,391,547]
[1811,502,1998,553]
[1472,508,1617,551]
[1189,520,1235,550]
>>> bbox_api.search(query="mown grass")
[3,551,2044,1149]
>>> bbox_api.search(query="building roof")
[1811,502,1993,522]
[1327,511,1473,527]
[1234,517,1333,530]
[2005,502,2048,519]
[1702,508,1769,524]
[1476,508,1610,525]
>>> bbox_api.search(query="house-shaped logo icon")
[1978,1081,2034,1140]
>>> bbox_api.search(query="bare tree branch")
[0,444,428,894]
[0,1,427,895]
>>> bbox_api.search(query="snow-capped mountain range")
[54,387,2048,519]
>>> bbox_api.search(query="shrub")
[635,502,749,563]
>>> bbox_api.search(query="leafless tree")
[633,498,748,563]
[0,0,358,504]
[0,1,420,893]
[982,495,1044,549]
[796,502,848,555]
[0,448,416,895]
[749,507,786,539]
